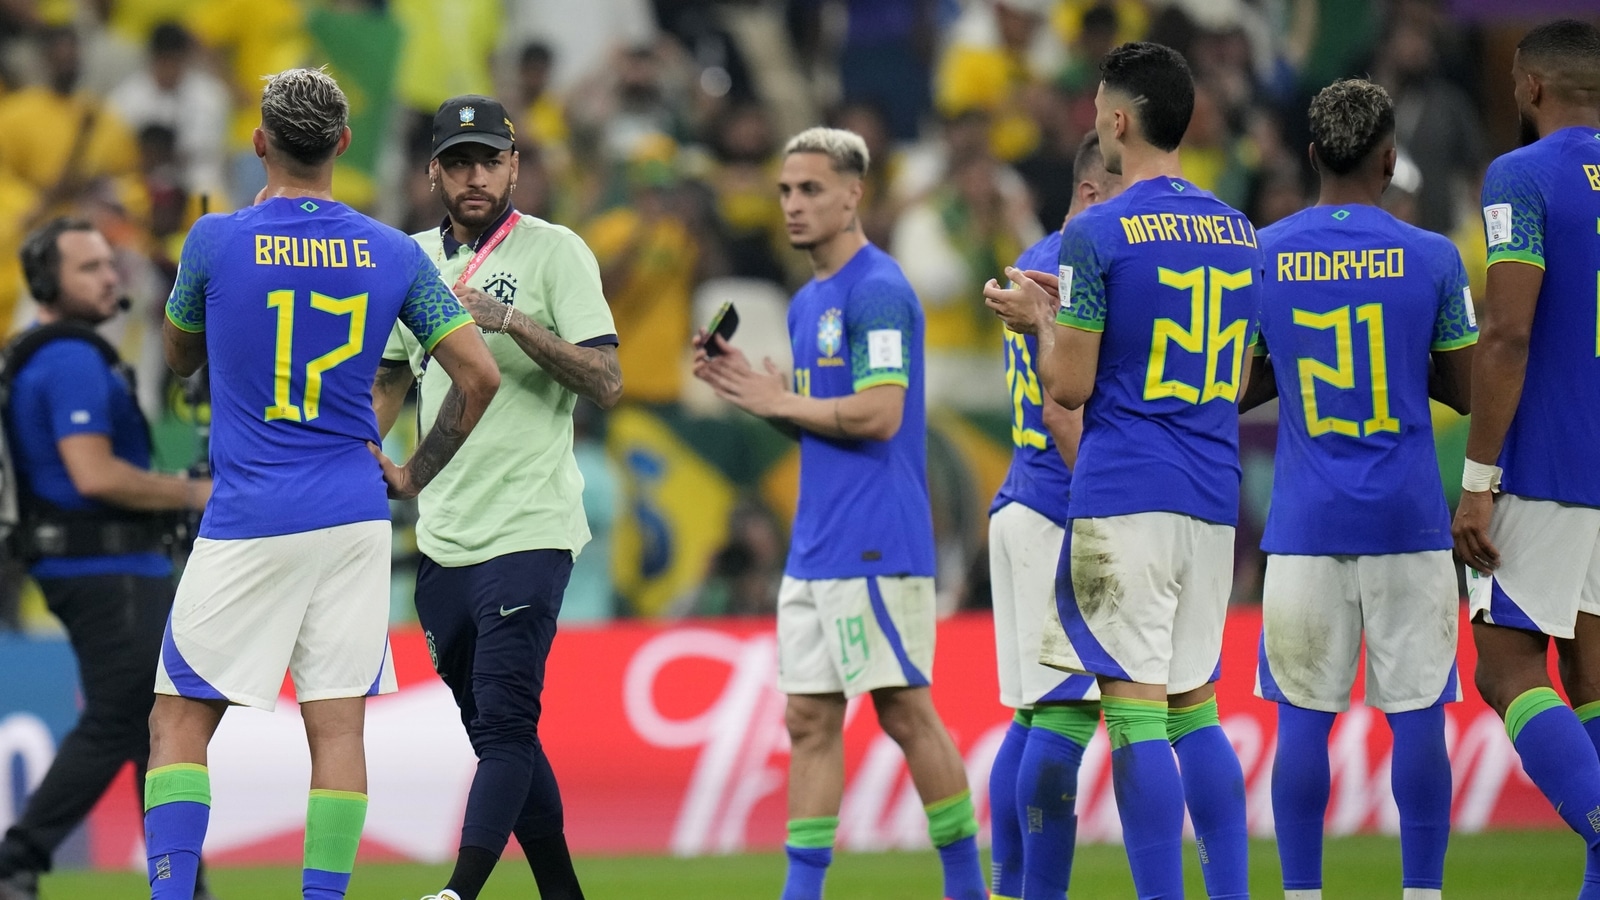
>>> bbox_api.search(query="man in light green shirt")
[373,95,620,900]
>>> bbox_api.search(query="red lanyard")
[421,210,522,376]
[453,210,521,291]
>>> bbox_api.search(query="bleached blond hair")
[260,67,348,167]
[782,127,870,178]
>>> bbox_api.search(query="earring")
[510,182,517,193]
[429,180,437,192]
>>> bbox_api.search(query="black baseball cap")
[431,95,515,159]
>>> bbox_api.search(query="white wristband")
[1462,458,1502,493]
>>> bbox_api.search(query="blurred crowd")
[0,0,1520,624]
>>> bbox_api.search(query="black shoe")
[0,870,38,900]
[193,861,218,900]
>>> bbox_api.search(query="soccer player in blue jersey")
[693,127,984,900]
[1451,20,1600,897]
[985,42,1259,900]
[1241,79,1476,900]
[144,69,501,900]
[985,132,1118,900]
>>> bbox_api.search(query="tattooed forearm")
[504,312,623,408]
[405,384,471,492]
[371,361,415,438]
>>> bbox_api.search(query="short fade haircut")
[1072,131,1105,184]
[260,67,349,168]
[1308,79,1395,175]
[1518,19,1600,96]
[1099,42,1194,152]
[782,127,870,178]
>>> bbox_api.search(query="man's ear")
[1525,71,1544,108]
[1306,141,1320,175]
[333,126,352,159]
[252,128,268,160]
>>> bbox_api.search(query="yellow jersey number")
[264,289,370,423]
[1292,303,1399,438]
[794,367,811,397]
[1144,266,1253,404]
[1003,331,1047,449]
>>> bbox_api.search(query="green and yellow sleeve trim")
[853,372,909,392]
[165,309,205,334]
[1431,332,1480,352]
[1055,311,1104,333]
[420,311,475,354]
[1487,249,1545,270]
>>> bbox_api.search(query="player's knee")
[872,690,936,745]
[785,699,842,747]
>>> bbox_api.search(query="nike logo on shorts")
[499,604,530,617]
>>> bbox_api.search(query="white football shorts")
[1256,551,1461,713]
[1057,512,1234,694]
[156,520,397,711]
[989,502,1099,707]
[777,575,936,698]
[1467,494,1600,638]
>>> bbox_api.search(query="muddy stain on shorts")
[1071,519,1124,622]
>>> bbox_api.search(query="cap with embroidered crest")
[431,94,516,159]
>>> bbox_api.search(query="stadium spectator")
[107,23,230,203]
[892,124,1040,411]
[935,0,1062,163]
[1014,84,1089,232]
[515,43,572,180]
[1371,15,1486,235]
[706,101,791,285]
[375,92,620,900]
[144,67,498,900]
[391,0,498,141]
[0,218,210,900]
[182,0,308,208]
[686,500,787,618]
[694,125,986,900]
[568,43,694,169]
[583,136,700,405]
[833,0,936,143]
[0,27,146,327]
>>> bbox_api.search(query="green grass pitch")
[39,832,1585,898]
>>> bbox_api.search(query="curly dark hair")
[1309,79,1395,176]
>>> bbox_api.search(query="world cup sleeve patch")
[1058,265,1074,309]
[867,329,903,369]
[1483,203,1512,246]
[1464,287,1477,327]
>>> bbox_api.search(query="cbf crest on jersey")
[818,307,844,365]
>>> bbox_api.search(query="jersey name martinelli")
[166,197,471,540]
[1056,176,1263,526]
[992,230,1072,526]
[1258,204,1477,555]
[1480,126,1600,508]
[786,244,935,580]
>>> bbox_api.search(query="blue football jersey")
[1258,204,1477,555]
[1056,177,1263,526]
[1480,126,1600,508]
[785,244,935,579]
[166,197,472,539]
[991,230,1073,527]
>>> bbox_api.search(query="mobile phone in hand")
[703,302,740,357]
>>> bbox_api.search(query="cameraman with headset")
[0,218,210,900]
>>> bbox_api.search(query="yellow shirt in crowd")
[583,208,698,405]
